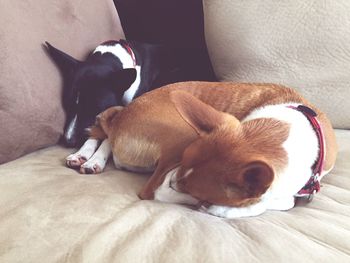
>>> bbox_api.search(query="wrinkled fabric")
[203,0,350,129]
[0,130,349,262]
[0,0,124,164]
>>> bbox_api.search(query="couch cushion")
[114,0,217,81]
[203,0,350,129]
[0,130,349,262]
[0,0,124,164]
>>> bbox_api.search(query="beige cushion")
[0,0,124,164]
[203,0,350,129]
[0,130,349,262]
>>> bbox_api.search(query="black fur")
[45,40,208,147]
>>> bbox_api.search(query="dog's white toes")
[66,154,87,168]
[79,163,102,174]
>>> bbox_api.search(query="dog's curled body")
[86,81,337,218]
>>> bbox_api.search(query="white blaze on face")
[154,167,198,205]
[170,168,193,191]
[65,114,78,141]
[64,92,80,142]
[183,168,193,178]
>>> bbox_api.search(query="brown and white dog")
[66,82,338,218]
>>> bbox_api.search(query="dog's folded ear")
[170,90,228,134]
[110,68,137,95]
[44,41,81,77]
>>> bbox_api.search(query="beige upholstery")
[0,130,349,262]
[0,0,124,164]
[203,0,350,129]
[1,1,349,262]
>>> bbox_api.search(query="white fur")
[171,168,193,191]
[202,103,321,218]
[80,139,111,173]
[65,90,80,141]
[206,201,267,218]
[93,44,141,104]
[204,195,295,219]
[183,168,193,179]
[154,167,199,205]
[122,65,141,104]
[66,138,100,166]
[243,103,319,199]
[66,43,142,172]
[65,114,77,142]
[94,45,135,68]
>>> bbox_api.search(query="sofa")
[0,0,349,262]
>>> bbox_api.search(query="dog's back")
[95,81,337,175]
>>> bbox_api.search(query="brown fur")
[92,82,338,206]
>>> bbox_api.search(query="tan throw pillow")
[203,0,350,129]
[0,0,124,164]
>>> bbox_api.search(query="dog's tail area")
[88,106,124,140]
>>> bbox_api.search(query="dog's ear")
[44,42,81,77]
[239,161,274,198]
[111,68,137,95]
[170,90,228,134]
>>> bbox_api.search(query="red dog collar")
[288,105,325,200]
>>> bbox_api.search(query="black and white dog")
[46,39,203,148]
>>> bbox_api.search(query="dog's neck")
[242,103,320,198]
[93,42,141,104]
[162,102,322,205]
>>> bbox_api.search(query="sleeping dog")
[66,81,337,218]
[45,39,207,147]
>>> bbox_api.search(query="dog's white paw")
[79,163,102,174]
[66,139,110,175]
[66,139,101,169]
[66,154,87,168]
[79,159,104,174]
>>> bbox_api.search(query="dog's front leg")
[138,162,170,200]
[138,178,159,200]
[79,139,111,174]
[66,138,100,168]
[66,109,109,169]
